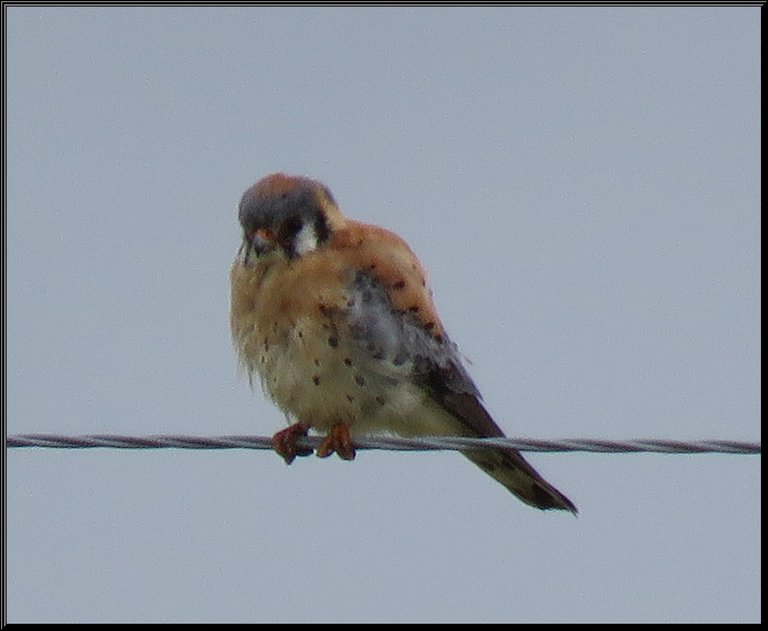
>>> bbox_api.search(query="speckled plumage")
[230,173,577,513]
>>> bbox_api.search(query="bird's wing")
[328,220,505,437]
[327,221,577,513]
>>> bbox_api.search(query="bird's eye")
[277,215,318,259]
[281,215,303,237]
[277,215,303,246]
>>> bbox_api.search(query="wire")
[5,433,761,454]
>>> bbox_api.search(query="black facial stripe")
[313,208,331,245]
[275,209,332,260]
[278,214,304,260]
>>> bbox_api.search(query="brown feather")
[439,392,578,513]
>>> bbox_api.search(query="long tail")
[463,447,578,514]
[426,388,577,513]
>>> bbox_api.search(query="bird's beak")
[252,228,276,248]
[241,227,277,262]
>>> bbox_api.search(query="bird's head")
[237,173,344,264]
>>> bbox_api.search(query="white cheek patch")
[293,222,318,255]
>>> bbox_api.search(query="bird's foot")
[316,423,356,461]
[272,423,313,464]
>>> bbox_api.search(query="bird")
[230,173,577,513]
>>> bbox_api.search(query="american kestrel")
[230,173,577,513]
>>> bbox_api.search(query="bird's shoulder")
[328,219,446,339]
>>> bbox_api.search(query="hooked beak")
[240,227,277,262]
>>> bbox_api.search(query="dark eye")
[275,214,305,259]
[278,215,303,244]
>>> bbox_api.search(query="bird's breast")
[230,257,421,432]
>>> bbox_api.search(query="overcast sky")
[6,6,760,623]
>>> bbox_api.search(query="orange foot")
[273,423,313,464]
[316,423,356,461]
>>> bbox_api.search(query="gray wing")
[343,269,578,513]
[343,269,505,438]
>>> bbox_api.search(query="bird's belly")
[251,317,463,437]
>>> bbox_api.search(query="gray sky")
[6,6,760,624]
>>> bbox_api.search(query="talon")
[316,423,356,461]
[272,423,313,464]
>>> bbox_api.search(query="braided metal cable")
[6,433,761,454]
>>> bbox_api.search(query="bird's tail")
[462,447,578,514]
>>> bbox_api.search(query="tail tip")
[532,484,579,515]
